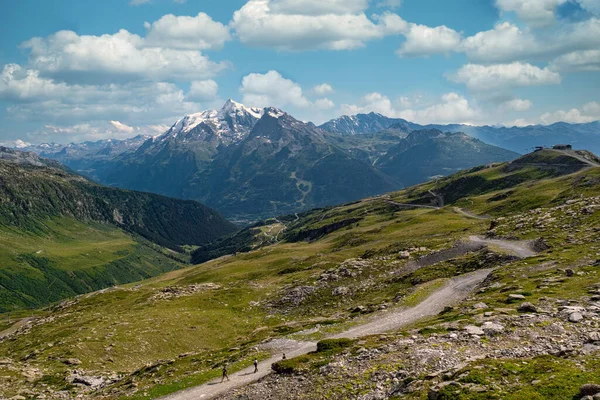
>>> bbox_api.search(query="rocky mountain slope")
[2,149,599,399]
[0,148,236,311]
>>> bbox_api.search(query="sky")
[0,0,599,144]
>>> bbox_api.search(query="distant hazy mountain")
[375,130,520,186]
[320,113,600,154]
[319,112,422,135]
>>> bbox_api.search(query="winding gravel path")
[160,236,535,400]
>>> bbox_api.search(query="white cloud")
[462,22,539,63]
[577,0,600,14]
[38,121,167,143]
[21,29,228,84]
[312,83,334,95]
[540,101,600,124]
[1,64,205,126]
[459,17,600,64]
[315,98,335,110]
[269,0,369,15]
[240,70,311,108]
[130,0,151,5]
[230,0,407,51]
[144,12,231,50]
[377,0,402,8]
[550,49,600,71]
[186,80,219,101]
[109,120,135,133]
[340,92,478,124]
[495,0,568,26]
[397,23,462,57]
[0,64,69,101]
[449,62,561,92]
[501,98,533,111]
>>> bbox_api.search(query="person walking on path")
[221,364,229,383]
[253,359,258,373]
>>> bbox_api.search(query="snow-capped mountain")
[155,99,265,146]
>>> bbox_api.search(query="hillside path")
[548,149,600,167]
[160,237,534,400]
[453,207,489,220]
[469,235,535,258]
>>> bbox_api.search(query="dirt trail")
[161,236,535,400]
[469,235,535,258]
[384,200,440,210]
[548,149,600,167]
[453,207,489,220]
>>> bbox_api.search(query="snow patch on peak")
[265,107,285,119]
[161,100,267,145]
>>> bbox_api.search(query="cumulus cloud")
[230,0,407,50]
[449,62,561,92]
[186,80,219,101]
[38,121,168,143]
[458,17,600,64]
[377,0,402,8]
[312,83,334,95]
[495,0,568,26]
[21,29,228,84]
[315,98,335,110]
[461,22,539,63]
[340,92,478,124]
[0,64,69,101]
[577,0,600,15]
[109,120,135,133]
[1,64,205,126]
[397,23,462,57]
[501,98,533,111]
[240,70,311,108]
[144,12,231,50]
[540,101,600,124]
[269,0,369,15]
[550,49,600,71]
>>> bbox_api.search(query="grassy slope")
[1,150,599,399]
[0,217,184,312]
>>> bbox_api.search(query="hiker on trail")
[253,359,258,373]
[221,364,229,382]
[282,353,286,360]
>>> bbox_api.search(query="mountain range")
[320,112,600,154]
[23,100,599,221]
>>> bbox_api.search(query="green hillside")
[1,149,599,399]
[0,154,237,312]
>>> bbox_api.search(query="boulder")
[464,325,485,336]
[332,286,350,296]
[580,384,600,397]
[517,302,538,313]
[472,302,488,310]
[507,294,526,302]
[481,321,504,335]
[569,312,584,323]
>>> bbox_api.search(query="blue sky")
[0,0,599,144]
